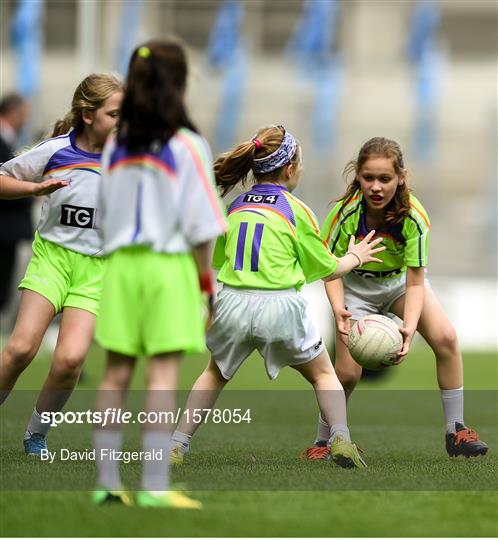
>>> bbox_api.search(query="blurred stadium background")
[0,0,496,349]
[1,3,496,537]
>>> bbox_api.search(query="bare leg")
[175,358,228,438]
[0,290,54,404]
[94,351,135,490]
[390,285,465,433]
[142,352,181,492]
[390,286,462,389]
[35,307,95,414]
[95,351,136,415]
[333,319,362,401]
[296,349,366,467]
[292,349,349,440]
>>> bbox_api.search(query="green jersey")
[321,191,430,277]
[214,184,338,290]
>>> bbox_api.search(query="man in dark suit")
[0,93,32,314]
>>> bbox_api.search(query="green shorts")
[19,232,105,315]
[95,246,205,357]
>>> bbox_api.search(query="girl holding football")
[305,137,488,460]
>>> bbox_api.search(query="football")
[348,314,403,370]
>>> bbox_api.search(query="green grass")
[1,491,496,537]
[0,343,497,537]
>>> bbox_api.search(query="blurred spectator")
[0,93,32,318]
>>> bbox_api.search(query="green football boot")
[170,445,184,465]
[329,436,367,469]
[136,490,202,509]
[91,486,134,506]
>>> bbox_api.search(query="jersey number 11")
[234,222,265,272]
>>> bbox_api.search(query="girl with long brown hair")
[304,137,488,460]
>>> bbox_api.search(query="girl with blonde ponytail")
[0,73,123,458]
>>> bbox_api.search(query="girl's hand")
[334,306,352,346]
[393,327,415,364]
[347,230,385,266]
[33,179,69,196]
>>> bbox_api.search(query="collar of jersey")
[251,183,289,192]
[69,130,101,159]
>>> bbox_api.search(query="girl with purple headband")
[170,125,385,468]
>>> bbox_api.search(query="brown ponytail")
[214,125,300,197]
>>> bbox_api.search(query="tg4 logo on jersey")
[243,194,278,204]
[60,204,95,229]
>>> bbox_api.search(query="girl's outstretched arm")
[0,174,68,199]
[325,230,385,280]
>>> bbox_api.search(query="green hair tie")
[138,46,151,58]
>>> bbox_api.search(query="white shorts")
[343,270,430,320]
[206,286,325,380]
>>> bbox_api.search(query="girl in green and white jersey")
[171,125,385,469]
[310,137,488,459]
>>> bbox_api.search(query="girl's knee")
[3,338,38,369]
[52,348,86,378]
[432,327,459,356]
[206,360,228,384]
[335,364,361,389]
[103,366,134,390]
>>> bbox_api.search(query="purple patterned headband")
[252,129,297,175]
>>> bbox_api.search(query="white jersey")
[100,128,227,254]
[0,131,103,256]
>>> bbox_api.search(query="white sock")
[141,431,171,492]
[329,424,351,443]
[315,414,330,443]
[172,431,191,454]
[440,387,464,433]
[94,429,123,490]
[25,408,50,439]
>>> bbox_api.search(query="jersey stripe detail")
[43,162,101,176]
[230,205,297,238]
[409,202,430,230]
[251,223,264,271]
[32,133,70,149]
[324,195,361,244]
[284,192,333,253]
[330,207,359,254]
[131,181,143,242]
[108,155,175,177]
[234,222,248,271]
[406,214,424,266]
[284,192,319,233]
[175,132,226,231]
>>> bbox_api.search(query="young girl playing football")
[305,137,488,459]
[0,74,123,456]
[93,39,227,509]
[170,125,385,469]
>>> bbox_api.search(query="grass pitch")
[1,344,496,537]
